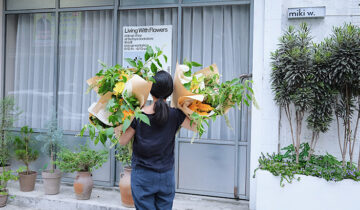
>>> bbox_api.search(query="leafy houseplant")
[56,144,108,200]
[306,41,334,159]
[271,23,313,163]
[0,169,18,207]
[326,23,360,167]
[0,97,21,172]
[14,126,39,192]
[36,112,63,195]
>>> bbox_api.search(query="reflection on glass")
[5,13,56,129]
[6,0,55,10]
[60,0,114,8]
[58,11,113,131]
[120,0,178,7]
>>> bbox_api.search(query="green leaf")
[145,52,150,61]
[125,58,137,67]
[151,63,158,74]
[122,119,131,133]
[155,58,163,68]
[146,46,154,57]
[163,55,168,63]
[210,66,214,72]
[184,70,192,77]
[183,82,191,90]
[105,127,114,137]
[137,113,150,126]
[191,61,202,67]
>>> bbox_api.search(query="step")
[5,181,249,210]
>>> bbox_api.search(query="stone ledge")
[5,181,248,210]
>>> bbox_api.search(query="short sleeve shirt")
[130,107,186,172]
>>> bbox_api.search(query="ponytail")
[153,97,169,125]
[150,71,173,126]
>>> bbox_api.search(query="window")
[5,13,56,129]
[58,11,114,131]
[179,5,250,140]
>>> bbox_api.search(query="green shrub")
[254,143,360,187]
[0,169,18,195]
[14,126,39,174]
[56,144,108,173]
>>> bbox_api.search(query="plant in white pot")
[116,143,134,208]
[0,97,21,178]
[36,112,64,195]
[0,169,18,207]
[56,143,108,200]
[14,126,39,192]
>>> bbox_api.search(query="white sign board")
[288,7,326,19]
[122,25,172,72]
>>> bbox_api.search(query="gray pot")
[0,165,11,188]
[73,172,93,200]
[0,189,8,207]
[42,170,61,195]
[19,171,37,192]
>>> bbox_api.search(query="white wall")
[250,0,360,209]
[0,0,3,99]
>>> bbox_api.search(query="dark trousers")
[131,166,175,210]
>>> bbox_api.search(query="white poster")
[122,25,172,72]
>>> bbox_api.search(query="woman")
[119,71,196,210]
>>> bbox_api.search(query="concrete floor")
[3,181,249,210]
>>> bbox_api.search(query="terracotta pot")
[0,189,8,207]
[19,171,37,192]
[42,170,61,195]
[73,171,93,200]
[0,165,11,188]
[119,167,134,207]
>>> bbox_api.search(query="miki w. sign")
[288,7,326,19]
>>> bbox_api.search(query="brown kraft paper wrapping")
[172,62,220,117]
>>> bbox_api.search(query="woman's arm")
[118,126,135,146]
[181,117,197,132]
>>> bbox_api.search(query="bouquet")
[172,60,255,140]
[80,46,167,147]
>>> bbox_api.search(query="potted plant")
[56,143,108,200]
[36,112,63,195]
[14,126,39,192]
[0,97,21,178]
[0,169,18,207]
[116,143,134,208]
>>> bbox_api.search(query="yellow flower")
[113,71,129,95]
[114,82,125,95]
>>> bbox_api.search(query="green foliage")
[95,63,127,95]
[128,45,167,82]
[0,97,21,167]
[271,23,313,110]
[56,143,108,173]
[36,111,64,172]
[14,126,39,174]
[115,142,132,167]
[0,169,18,195]
[306,42,334,134]
[254,143,360,187]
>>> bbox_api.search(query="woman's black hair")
[150,71,173,126]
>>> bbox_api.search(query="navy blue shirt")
[130,107,186,172]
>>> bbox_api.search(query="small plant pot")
[0,165,11,188]
[73,171,93,200]
[42,170,61,195]
[0,189,9,207]
[19,171,37,192]
[119,167,134,208]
